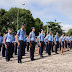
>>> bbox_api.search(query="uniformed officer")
[11,32,15,58]
[4,28,13,62]
[16,23,26,63]
[68,36,70,49]
[29,27,36,61]
[51,34,54,52]
[14,35,17,55]
[2,33,6,57]
[46,32,52,56]
[44,34,48,53]
[0,33,2,51]
[60,34,65,55]
[37,32,41,55]
[54,32,59,54]
[23,35,26,56]
[64,35,67,51]
[39,29,44,58]
[70,35,72,49]
[26,36,29,52]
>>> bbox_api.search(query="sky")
[0,0,72,32]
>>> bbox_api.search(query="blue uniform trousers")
[30,41,35,59]
[14,43,17,55]
[2,44,5,57]
[48,41,52,55]
[55,41,59,53]
[27,42,29,51]
[40,41,44,56]
[18,41,24,62]
[6,42,12,61]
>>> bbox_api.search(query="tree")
[0,7,43,35]
[34,18,43,35]
[67,29,72,36]
[43,21,63,36]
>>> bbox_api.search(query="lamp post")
[17,3,25,30]
[46,22,49,34]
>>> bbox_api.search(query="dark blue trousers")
[18,41,24,62]
[0,44,1,51]
[48,41,52,55]
[27,42,29,51]
[55,41,59,53]
[30,41,35,59]
[40,41,44,56]
[70,41,72,49]
[6,42,12,61]
[2,44,5,57]
[46,42,48,53]
[14,43,17,55]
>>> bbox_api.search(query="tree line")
[0,7,71,36]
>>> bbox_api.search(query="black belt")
[19,40,24,42]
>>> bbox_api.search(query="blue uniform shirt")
[17,28,25,41]
[14,36,17,43]
[24,35,26,42]
[70,36,72,41]
[68,37,70,42]
[55,35,59,41]
[12,36,15,43]
[29,31,35,42]
[46,34,52,41]
[44,36,48,42]
[2,37,4,44]
[52,36,54,42]
[0,36,2,44]
[26,37,29,42]
[39,33,44,41]
[60,36,65,42]
[5,33,13,42]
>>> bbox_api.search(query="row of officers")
[0,23,72,63]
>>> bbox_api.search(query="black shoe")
[55,53,59,54]
[6,60,9,62]
[40,55,43,58]
[18,60,22,63]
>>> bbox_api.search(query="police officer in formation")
[54,32,59,54]
[16,23,26,63]
[0,33,2,51]
[29,27,36,61]
[0,23,72,63]
[4,28,13,62]
[39,29,45,58]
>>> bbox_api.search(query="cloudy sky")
[0,0,72,32]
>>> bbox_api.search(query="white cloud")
[0,0,72,32]
[60,23,72,32]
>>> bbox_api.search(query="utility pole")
[17,3,25,30]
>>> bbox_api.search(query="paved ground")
[0,48,72,72]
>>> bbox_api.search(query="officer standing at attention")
[70,35,72,49]
[60,34,65,55]
[0,33,2,51]
[37,32,41,55]
[44,34,48,53]
[29,27,35,61]
[51,34,54,52]
[16,23,26,63]
[39,29,44,58]
[11,32,15,58]
[54,32,59,54]
[2,33,6,57]
[14,34,17,55]
[23,35,26,56]
[26,36,29,52]
[4,28,13,62]
[46,32,52,56]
